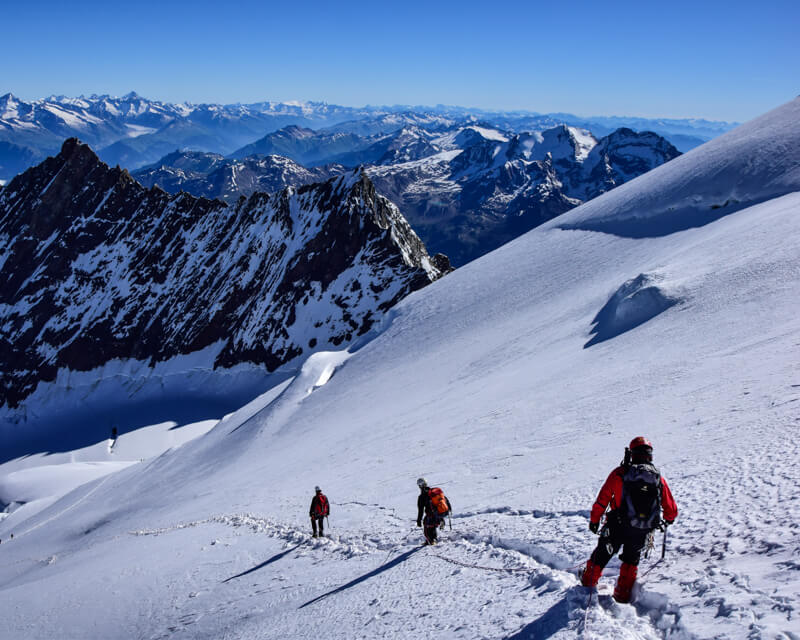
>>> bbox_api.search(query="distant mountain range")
[0,92,735,180]
[133,150,344,203]
[133,122,680,265]
[368,125,681,264]
[0,139,449,412]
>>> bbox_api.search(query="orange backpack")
[429,487,449,515]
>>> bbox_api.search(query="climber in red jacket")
[309,486,330,537]
[580,436,678,603]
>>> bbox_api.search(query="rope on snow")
[428,550,533,574]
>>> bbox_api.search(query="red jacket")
[310,493,329,518]
[590,465,678,525]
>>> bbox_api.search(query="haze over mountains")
[1,96,797,640]
[0,92,733,182]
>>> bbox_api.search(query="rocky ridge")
[133,151,345,202]
[0,139,449,411]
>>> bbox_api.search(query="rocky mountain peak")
[0,142,449,413]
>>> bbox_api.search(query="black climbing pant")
[590,521,649,568]
[423,514,443,544]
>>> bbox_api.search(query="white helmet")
[416,477,427,488]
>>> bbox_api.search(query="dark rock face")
[0,139,448,410]
[133,151,345,202]
[576,128,682,201]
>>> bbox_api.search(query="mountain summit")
[0,139,449,414]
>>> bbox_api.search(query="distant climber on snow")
[416,477,451,545]
[309,486,330,537]
[580,436,678,603]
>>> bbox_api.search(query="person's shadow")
[299,547,422,609]
[222,543,305,583]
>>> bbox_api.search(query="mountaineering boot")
[580,560,603,588]
[613,562,637,603]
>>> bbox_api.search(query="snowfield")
[1,99,800,639]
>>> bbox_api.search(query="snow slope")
[1,99,799,639]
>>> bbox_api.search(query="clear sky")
[4,0,798,122]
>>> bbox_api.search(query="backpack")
[621,463,661,529]
[428,487,449,515]
[314,494,329,517]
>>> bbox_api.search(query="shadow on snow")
[299,547,423,609]
[502,592,573,640]
[222,543,305,583]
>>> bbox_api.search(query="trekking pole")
[449,514,452,531]
[326,516,330,532]
[661,522,668,559]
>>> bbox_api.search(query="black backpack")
[621,462,662,530]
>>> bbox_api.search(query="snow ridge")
[554,98,800,237]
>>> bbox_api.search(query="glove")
[663,519,673,526]
[589,521,599,534]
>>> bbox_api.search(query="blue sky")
[5,0,798,122]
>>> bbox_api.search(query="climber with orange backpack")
[416,477,451,545]
[580,437,678,603]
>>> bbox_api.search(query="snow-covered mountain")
[0,139,449,430]
[0,97,798,639]
[229,125,378,165]
[369,124,680,265]
[133,151,345,202]
[0,92,735,180]
[135,124,678,266]
[0,94,373,178]
[0,92,184,164]
[230,123,451,168]
[319,111,457,137]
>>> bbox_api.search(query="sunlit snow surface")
[1,100,800,639]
